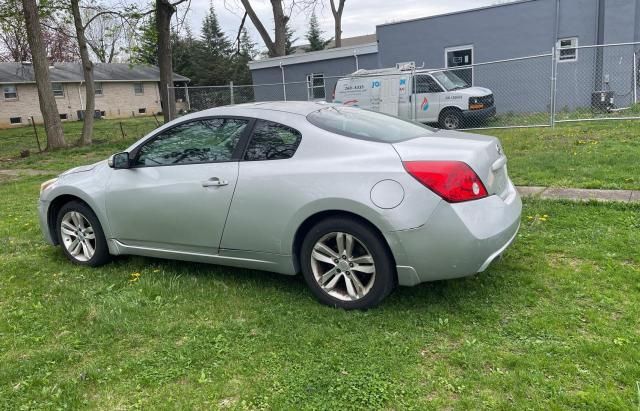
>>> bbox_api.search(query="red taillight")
[403,161,488,203]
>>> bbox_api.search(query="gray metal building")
[249,0,640,113]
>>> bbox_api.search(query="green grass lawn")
[1,116,639,190]
[0,175,639,409]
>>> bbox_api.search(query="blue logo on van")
[372,80,381,88]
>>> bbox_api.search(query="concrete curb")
[517,186,640,203]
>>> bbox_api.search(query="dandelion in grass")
[129,272,141,283]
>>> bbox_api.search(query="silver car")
[38,102,521,309]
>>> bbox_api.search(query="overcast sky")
[185,0,518,50]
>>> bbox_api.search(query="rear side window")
[307,106,435,143]
[244,120,301,161]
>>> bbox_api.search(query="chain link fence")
[169,42,640,130]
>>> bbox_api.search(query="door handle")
[201,177,229,187]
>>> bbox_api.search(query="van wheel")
[439,109,463,130]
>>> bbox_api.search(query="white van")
[333,66,496,129]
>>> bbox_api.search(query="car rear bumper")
[391,180,521,285]
[463,106,496,121]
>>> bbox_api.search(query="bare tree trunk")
[71,0,94,145]
[239,0,287,57]
[330,0,345,48]
[157,0,175,122]
[21,0,66,149]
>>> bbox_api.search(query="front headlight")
[40,178,58,194]
[469,97,484,110]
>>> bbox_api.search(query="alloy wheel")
[60,211,96,262]
[310,231,376,301]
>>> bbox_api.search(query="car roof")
[195,101,332,118]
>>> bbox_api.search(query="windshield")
[431,71,470,91]
[307,106,436,143]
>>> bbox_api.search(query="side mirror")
[108,152,131,169]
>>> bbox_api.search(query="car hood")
[60,160,107,176]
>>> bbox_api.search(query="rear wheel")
[56,201,111,267]
[439,108,463,130]
[300,217,396,309]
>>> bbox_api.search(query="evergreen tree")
[305,12,331,52]
[284,20,297,55]
[131,14,158,65]
[239,28,257,60]
[201,3,230,56]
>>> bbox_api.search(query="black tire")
[56,201,112,267]
[300,217,396,310]
[439,108,464,130]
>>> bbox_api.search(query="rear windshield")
[306,106,436,143]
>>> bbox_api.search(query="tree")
[131,13,158,65]
[83,9,125,63]
[70,0,95,145]
[238,0,288,57]
[21,0,66,149]
[0,0,77,63]
[329,0,345,48]
[201,3,230,55]
[284,19,297,55]
[156,0,188,122]
[304,12,330,51]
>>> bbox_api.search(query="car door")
[105,117,251,254]
[412,74,443,123]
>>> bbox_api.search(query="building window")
[445,45,473,86]
[10,116,21,124]
[52,82,64,97]
[138,108,146,114]
[557,37,578,62]
[3,84,17,100]
[306,73,325,100]
[95,82,103,96]
[60,113,68,120]
[134,82,144,95]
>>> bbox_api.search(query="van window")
[307,106,436,143]
[414,75,443,93]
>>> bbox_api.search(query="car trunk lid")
[393,130,510,199]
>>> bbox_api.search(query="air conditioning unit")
[396,61,416,71]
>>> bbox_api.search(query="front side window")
[558,37,578,62]
[3,84,17,99]
[244,120,302,161]
[306,73,325,100]
[414,75,443,93]
[95,82,103,96]
[52,82,64,97]
[134,82,144,95]
[430,71,469,91]
[135,118,248,166]
[307,106,435,143]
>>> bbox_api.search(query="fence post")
[280,62,287,101]
[634,50,638,105]
[30,116,42,153]
[549,47,557,127]
[166,84,171,121]
[184,84,191,112]
[229,81,235,105]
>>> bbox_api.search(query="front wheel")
[439,109,464,130]
[56,201,111,267]
[300,217,396,309]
